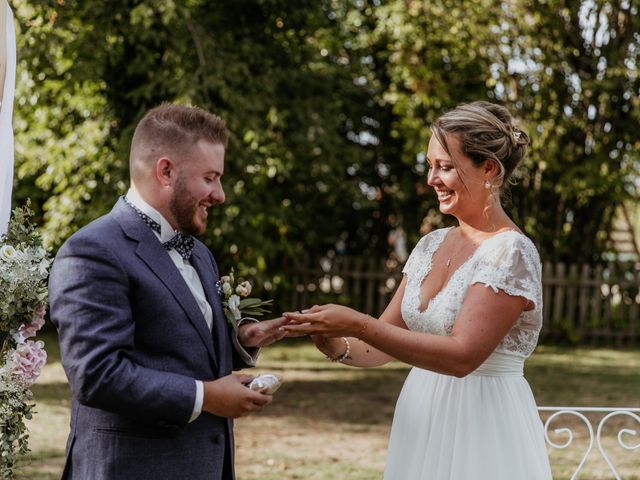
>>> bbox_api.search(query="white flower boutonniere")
[216,269,273,333]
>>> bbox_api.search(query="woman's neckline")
[416,227,523,314]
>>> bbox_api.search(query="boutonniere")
[216,269,273,333]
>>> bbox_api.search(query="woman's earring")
[484,180,491,190]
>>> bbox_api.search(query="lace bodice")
[401,228,543,358]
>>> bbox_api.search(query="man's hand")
[238,316,290,348]
[202,374,272,418]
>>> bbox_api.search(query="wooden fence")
[280,257,640,345]
[542,261,639,345]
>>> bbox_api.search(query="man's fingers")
[235,374,255,384]
[249,392,273,406]
[270,329,287,343]
[255,320,290,346]
[266,316,290,327]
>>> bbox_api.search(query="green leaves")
[503,0,640,261]
[238,298,274,317]
[224,309,239,334]
[11,0,640,283]
[0,386,34,479]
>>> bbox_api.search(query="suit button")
[213,433,224,444]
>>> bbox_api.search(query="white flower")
[236,281,252,297]
[38,259,50,276]
[222,282,233,297]
[228,294,242,320]
[220,275,231,283]
[0,245,17,262]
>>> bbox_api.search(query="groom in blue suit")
[49,103,287,479]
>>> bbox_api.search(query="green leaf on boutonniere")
[224,309,239,333]
[238,298,263,308]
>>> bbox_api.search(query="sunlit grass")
[15,335,640,479]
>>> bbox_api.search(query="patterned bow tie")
[124,196,194,260]
[163,233,195,261]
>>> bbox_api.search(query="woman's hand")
[282,304,368,337]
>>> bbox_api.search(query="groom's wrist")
[238,317,259,328]
[237,318,259,346]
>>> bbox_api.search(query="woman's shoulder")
[484,229,538,252]
[478,229,542,268]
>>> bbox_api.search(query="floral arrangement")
[0,204,50,478]
[217,269,273,332]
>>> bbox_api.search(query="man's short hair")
[130,103,228,169]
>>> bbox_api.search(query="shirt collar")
[126,187,178,243]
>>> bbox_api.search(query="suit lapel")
[191,247,230,374]
[112,198,219,370]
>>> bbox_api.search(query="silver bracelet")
[328,337,350,363]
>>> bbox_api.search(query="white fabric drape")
[0,1,16,236]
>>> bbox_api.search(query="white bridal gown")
[384,228,552,480]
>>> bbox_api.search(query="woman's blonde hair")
[430,101,530,189]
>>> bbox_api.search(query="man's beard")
[168,173,205,236]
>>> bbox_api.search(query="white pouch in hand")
[248,373,283,394]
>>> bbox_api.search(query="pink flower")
[18,305,46,338]
[11,340,47,387]
[236,280,252,297]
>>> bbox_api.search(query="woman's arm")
[301,275,411,368]
[284,283,527,377]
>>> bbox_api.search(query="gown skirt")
[383,351,553,479]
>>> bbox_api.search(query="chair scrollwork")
[538,406,640,480]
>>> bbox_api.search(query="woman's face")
[426,134,488,218]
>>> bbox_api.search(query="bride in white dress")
[284,101,553,479]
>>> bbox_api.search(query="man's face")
[169,139,225,235]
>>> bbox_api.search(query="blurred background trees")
[9,0,640,286]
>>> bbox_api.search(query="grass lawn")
[14,334,640,479]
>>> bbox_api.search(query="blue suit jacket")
[49,198,252,480]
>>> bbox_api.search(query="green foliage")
[10,0,640,290]
[0,384,34,480]
[499,0,640,261]
[2,201,42,249]
[0,204,50,332]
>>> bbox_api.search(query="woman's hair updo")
[430,101,530,189]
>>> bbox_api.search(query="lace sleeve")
[470,233,542,309]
